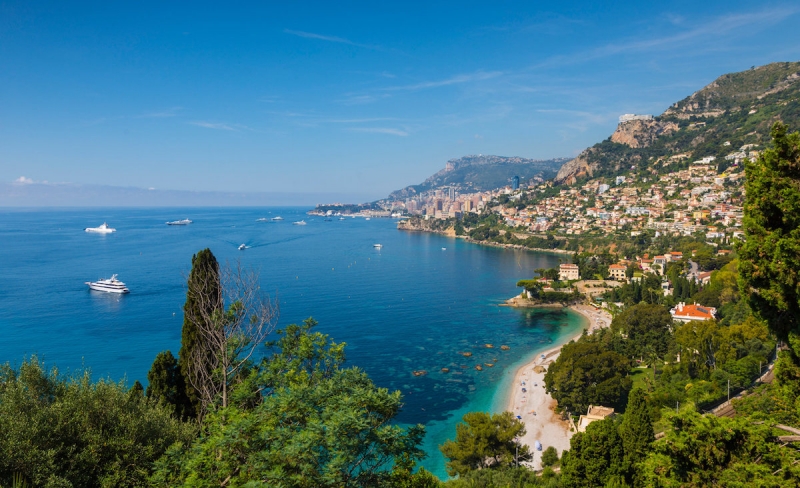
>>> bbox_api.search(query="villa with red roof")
[670,302,716,322]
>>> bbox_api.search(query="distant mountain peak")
[387,155,568,201]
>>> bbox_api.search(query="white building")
[619,114,654,123]
[559,264,580,281]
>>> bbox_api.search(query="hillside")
[556,61,800,183]
[388,155,567,200]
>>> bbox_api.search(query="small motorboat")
[166,219,192,225]
[293,220,307,226]
[85,222,116,233]
[238,244,246,250]
[373,244,383,249]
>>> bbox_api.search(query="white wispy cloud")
[140,107,182,118]
[283,29,381,50]
[189,121,237,131]
[336,93,391,105]
[346,127,409,136]
[532,7,799,69]
[13,176,35,185]
[383,71,504,91]
[327,117,399,124]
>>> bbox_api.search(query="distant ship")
[85,222,116,234]
[293,220,307,226]
[166,219,192,225]
[86,274,129,294]
[373,244,383,249]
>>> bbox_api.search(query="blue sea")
[0,207,586,477]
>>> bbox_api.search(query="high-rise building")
[448,187,456,201]
[512,176,520,190]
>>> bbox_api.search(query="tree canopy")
[152,319,426,487]
[544,341,632,414]
[738,122,800,347]
[439,411,530,477]
[0,357,195,488]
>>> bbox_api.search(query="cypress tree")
[178,248,222,418]
[619,389,654,486]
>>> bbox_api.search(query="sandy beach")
[505,303,612,470]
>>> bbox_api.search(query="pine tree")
[177,248,222,418]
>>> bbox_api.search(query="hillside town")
[386,141,756,245]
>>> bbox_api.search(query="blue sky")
[2,1,799,202]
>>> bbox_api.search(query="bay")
[0,207,585,477]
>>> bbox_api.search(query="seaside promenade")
[505,304,612,470]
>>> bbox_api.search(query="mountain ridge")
[388,155,568,200]
[556,61,800,183]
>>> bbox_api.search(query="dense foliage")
[439,412,530,477]
[543,341,632,414]
[738,122,800,346]
[153,319,427,487]
[0,357,196,488]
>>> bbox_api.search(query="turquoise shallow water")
[0,207,586,477]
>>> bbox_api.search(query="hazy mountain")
[388,155,568,200]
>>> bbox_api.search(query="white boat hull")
[86,274,129,293]
[87,283,129,293]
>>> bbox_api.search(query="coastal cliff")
[556,61,800,183]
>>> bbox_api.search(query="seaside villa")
[577,405,616,433]
[670,302,716,322]
[559,263,580,281]
[608,264,627,281]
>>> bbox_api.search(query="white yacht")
[86,274,129,293]
[373,244,383,249]
[256,218,269,222]
[84,222,116,233]
[293,220,307,226]
[272,216,284,221]
[166,219,192,225]
[238,244,247,250]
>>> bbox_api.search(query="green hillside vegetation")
[575,62,800,181]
